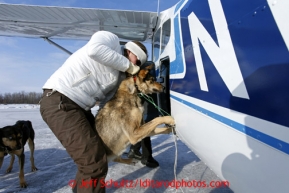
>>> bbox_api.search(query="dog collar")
[133,75,137,82]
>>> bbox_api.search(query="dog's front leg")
[148,126,173,137]
[18,153,27,188]
[130,116,175,144]
[6,154,15,173]
[12,149,27,188]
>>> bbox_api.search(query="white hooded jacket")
[43,31,130,110]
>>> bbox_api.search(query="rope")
[137,93,170,116]
[138,93,185,193]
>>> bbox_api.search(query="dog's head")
[0,126,23,151]
[135,64,164,94]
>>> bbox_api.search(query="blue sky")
[0,0,179,94]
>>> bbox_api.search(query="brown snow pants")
[40,89,107,193]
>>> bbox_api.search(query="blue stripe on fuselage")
[174,0,186,13]
[171,94,289,155]
[170,14,184,74]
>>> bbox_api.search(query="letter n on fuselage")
[188,0,249,99]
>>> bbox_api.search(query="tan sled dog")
[95,64,175,164]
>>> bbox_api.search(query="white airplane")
[0,0,288,192]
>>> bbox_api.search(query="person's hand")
[126,62,140,75]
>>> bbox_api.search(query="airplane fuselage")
[153,0,289,192]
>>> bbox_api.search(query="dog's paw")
[20,181,27,188]
[163,116,175,126]
[6,167,12,173]
[164,124,176,134]
[31,166,38,172]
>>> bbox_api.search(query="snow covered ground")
[0,104,233,193]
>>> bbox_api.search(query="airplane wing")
[0,3,157,42]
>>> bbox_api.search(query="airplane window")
[153,28,161,62]
[161,19,171,54]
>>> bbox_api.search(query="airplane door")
[141,61,161,121]
[157,57,171,115]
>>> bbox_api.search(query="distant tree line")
[0,91,42,104]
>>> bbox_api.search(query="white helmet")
[123,41,147,65]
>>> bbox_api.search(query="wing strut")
[43,37,72,55]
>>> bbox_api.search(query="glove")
[126,62,140,75]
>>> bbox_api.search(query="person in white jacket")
[40,31,147,193]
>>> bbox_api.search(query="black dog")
[0,120,38,188]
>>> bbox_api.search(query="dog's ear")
[139,63,155,79]
[138,69,150,80]
[14,122,23,130]
[144,63,154,70]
